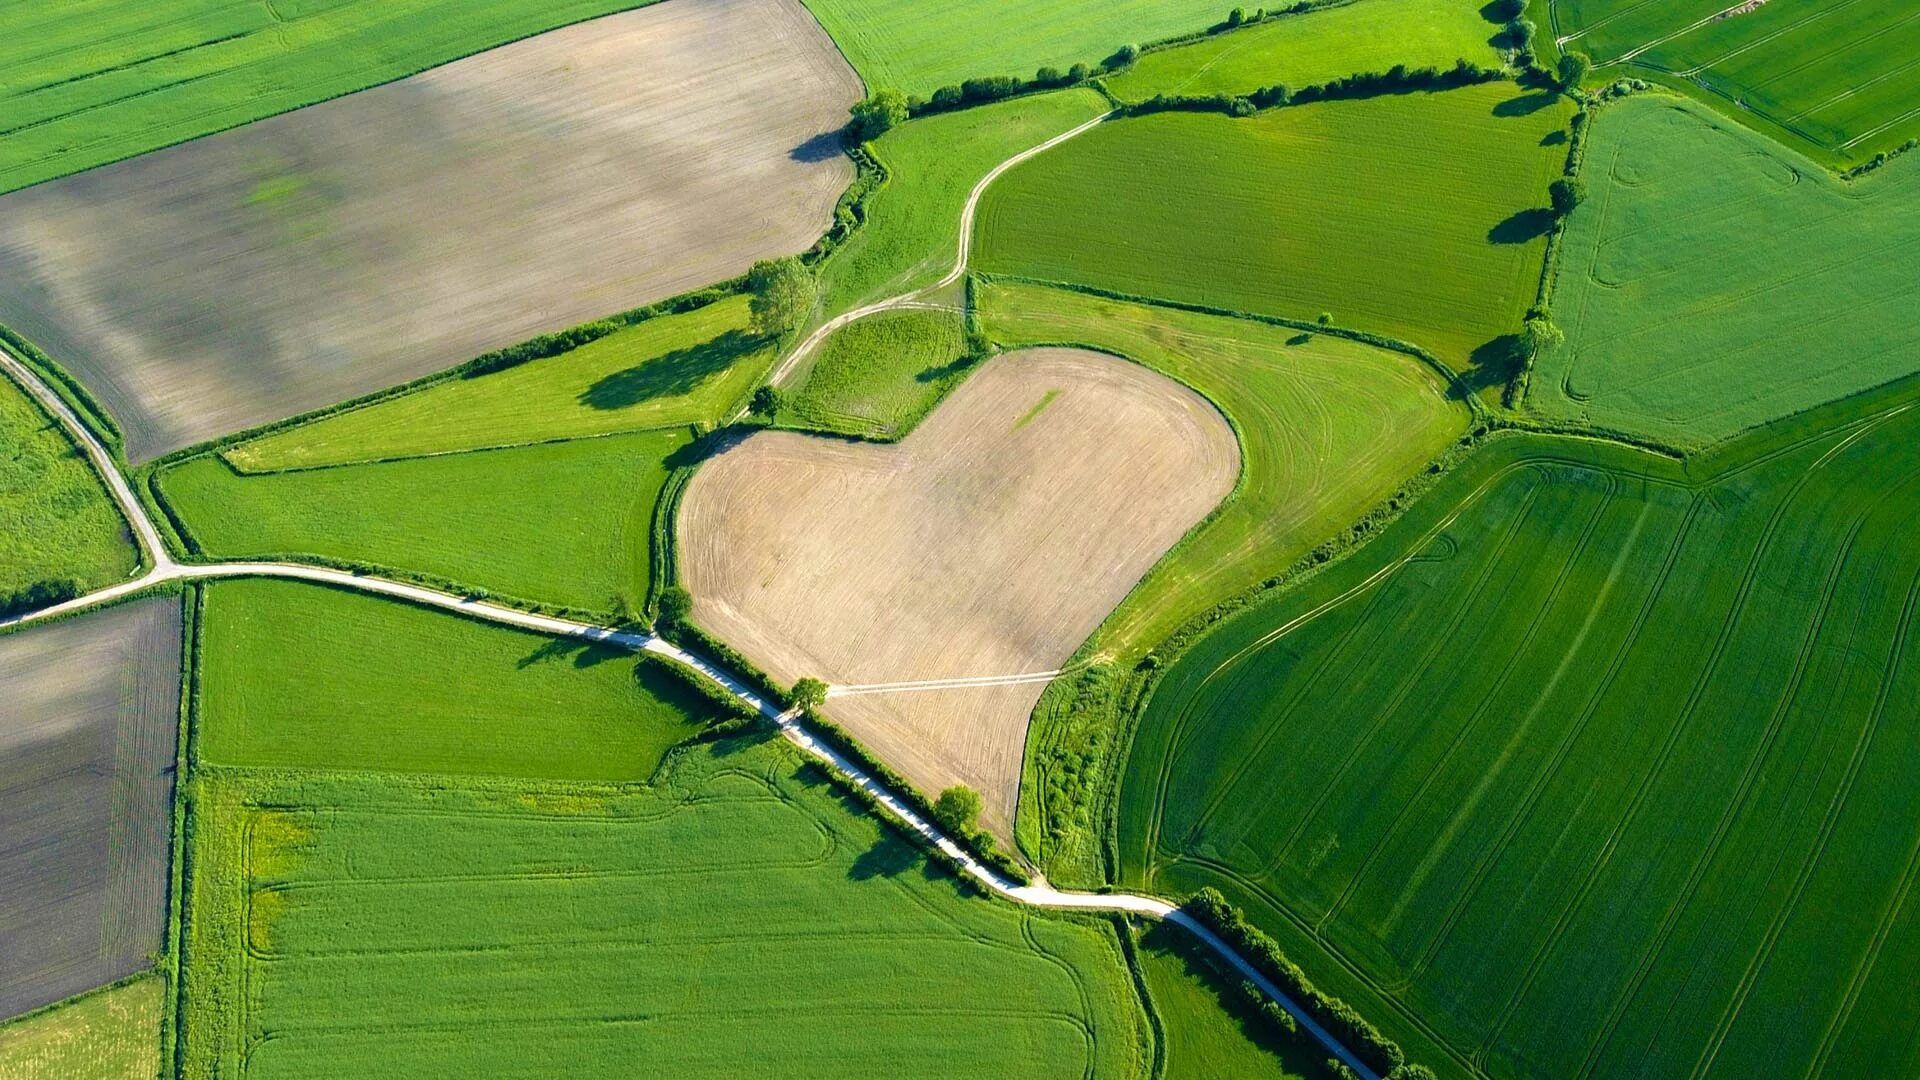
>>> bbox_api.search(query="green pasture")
[228,296,771,471]
[785,308,972,438]
[800,0,1221,97]
[178,739,1158,1077]
[1550,0,1920,163]
[976,82,1574,371]
[821,88,1108,314]
[158,429,681,614]
[0,0,655,195]
[196,579,715,779]
[0,977,163,1080]
[1121,376,1920,1078]
[1533,95,1920,447]
[0,369,134,596]
[1108,0,1503,103]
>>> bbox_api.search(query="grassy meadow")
[821,88,1108,313]
[159,429,683,614]
[0,978,163,1080]
[1551,0,1920,163]
[800,0,1222,97]
[785,309,973,438]
[976,82,1575,371]
[196,579,716,780]
[1136,922,1332,1080]
[0,370,134,595]
[228,296,772,471]
[1120,376,1920,1078]
[1534,95,1920,446]
[1108,0,1504,103]
[0,0,656,195]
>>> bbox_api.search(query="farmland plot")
[680,348,1237,834]
[976,83,1575,371]
[1550,0,1920,163]
[0,0,859,462]
[0,365,134,597]
[1119,378,1920,1078]
[783,308,972,438]
[0,598,180,1021]
[0,977,163,1080]
[1534,95,1920,446]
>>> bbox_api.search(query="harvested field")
[0,0,859,462]
[0,977,163,1080]
[679,348,1238,833]
[0,597,181,1022]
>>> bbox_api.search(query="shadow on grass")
[662,425,754,468]
[1286,333,1312,346]
[1138,920,1317,1072]
[1541,129,1568,147]
[1493,91,1560,117]
[1452,334,1523,399]
[579,330,761,411]
[1488,208,1556,245]
[849,833,922,880]
[517,637,630,670]
[915,353,979,384]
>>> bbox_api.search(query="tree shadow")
[914,353,977,384]
[1137,921,1316,1068]
[579,330,761,411]
[1493,91,1559,117]
[1541,129,1568,146]
[1488,208,1556,245]
[848,833,922,880]
[662,425,753,468]
[517,637,629,670]
[1285,332,1312,346]
[790,130,844,163]
[1477,0,1509,21]
[1453,334,1523,399]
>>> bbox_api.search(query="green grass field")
[820,88,1108,314]
[158,429,683,614]
[976,83,1575,371]
[1549,0,1920,164]
[178,740,1159,1077]
[0,371,134,596]
[1533,95,1920,447]
[785,309,973,438]
[1107,0,1503,103]
[800,0,1222,97]
[1136,922,1331,1080]
[197,579,717,780]
[0,978,162,1080]
[1119,374,1920,1078]
[227,296,772,471]
[0,0,653,195]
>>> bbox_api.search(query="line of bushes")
[803,138,888,267]
[1843,136,1920,180]
[658,616,791,714]
[635,651,762,729]
[0,577,81,619]
[1123,59,1505,119]
[1182,887,1411,1076]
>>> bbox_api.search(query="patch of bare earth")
[0,0,859,462]
[678,348,1239,836]
[0,597,181,1020]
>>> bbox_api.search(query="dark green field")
[1120,378,1920,1078]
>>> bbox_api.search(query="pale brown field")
[678,348,1238,834]
[0,0,858,462]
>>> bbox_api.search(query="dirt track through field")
[0,0,858,462]
[678,347,1239,834]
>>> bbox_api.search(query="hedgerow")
[1123,58,1504,118]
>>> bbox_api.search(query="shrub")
[1557,49,1591,89]
[930,85,963,108]
[749,384,784,420]
[933,785,983,834]
[848,89,908,141]
[1067,62,1090,83]
[1035,66,1062,86]
[1108,43,1141,69]
[1506,17,1535,49]
[655,586,693,630]
[960,75,1022,103]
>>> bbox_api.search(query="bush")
[1108,43,1141,68]
[1035,66,1062,86]
[0,578,80,619]
[960,75,1022,103]
[1067,62,1090,83]
[930,85,963,108]
[655,586,693,630]
[749,384,784,420]
[848,88,909,141]
[1557,49,1591,89]
[791,676,829,711]
[1505,17,1535,49]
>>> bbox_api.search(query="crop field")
[158,429,684,614]
[1550,0,1920,163]
[800,0,1223,97]
[1135,922,1327,1080]
[785,309,972,438]
[226,296,773,472]
[1107,0,1504,103]
[681,348,1236,834]
[820,88,1109,314]
[0,977,163,1080]
[1533,95,1920,447]
[178,741,1158,1077]
[0,0,858,463]
[0,0,663,195]
[979,280,1467,659]
[0,367,133,597]
[1120,378,1920,1079]
[0,597,179,1021]
[976,83,1575,370]
[196,579,721,780]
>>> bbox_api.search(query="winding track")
[0,112,1380,1078]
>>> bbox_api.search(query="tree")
[1519,312,1564,361]
[749,384,784,420]
[1486,0,1526,20]
[1227,6,1246,26]
[1557,49,1591,89]
[848,89,908,140]
[1505,17,1535,49]
[790,676,829,712]
[746,256,813,336]
[1108,44,1140,69]
[656,586,693,630]
[1548,176,1587,216]
[933,785,983,835]
[1317,311,1333,326]
[1035,66,1062,86]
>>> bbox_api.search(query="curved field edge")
[0,359,140,597]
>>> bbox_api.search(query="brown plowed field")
[0,596,181,1021]
[0,0,859,462]
[678,348,1238,835]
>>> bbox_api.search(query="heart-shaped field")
[678,347,1238,834]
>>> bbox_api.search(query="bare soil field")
[0,597,181,1021]
[0,0,858,462]
[679,348,1238,834]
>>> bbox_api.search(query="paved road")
[0,241,1380,1080]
